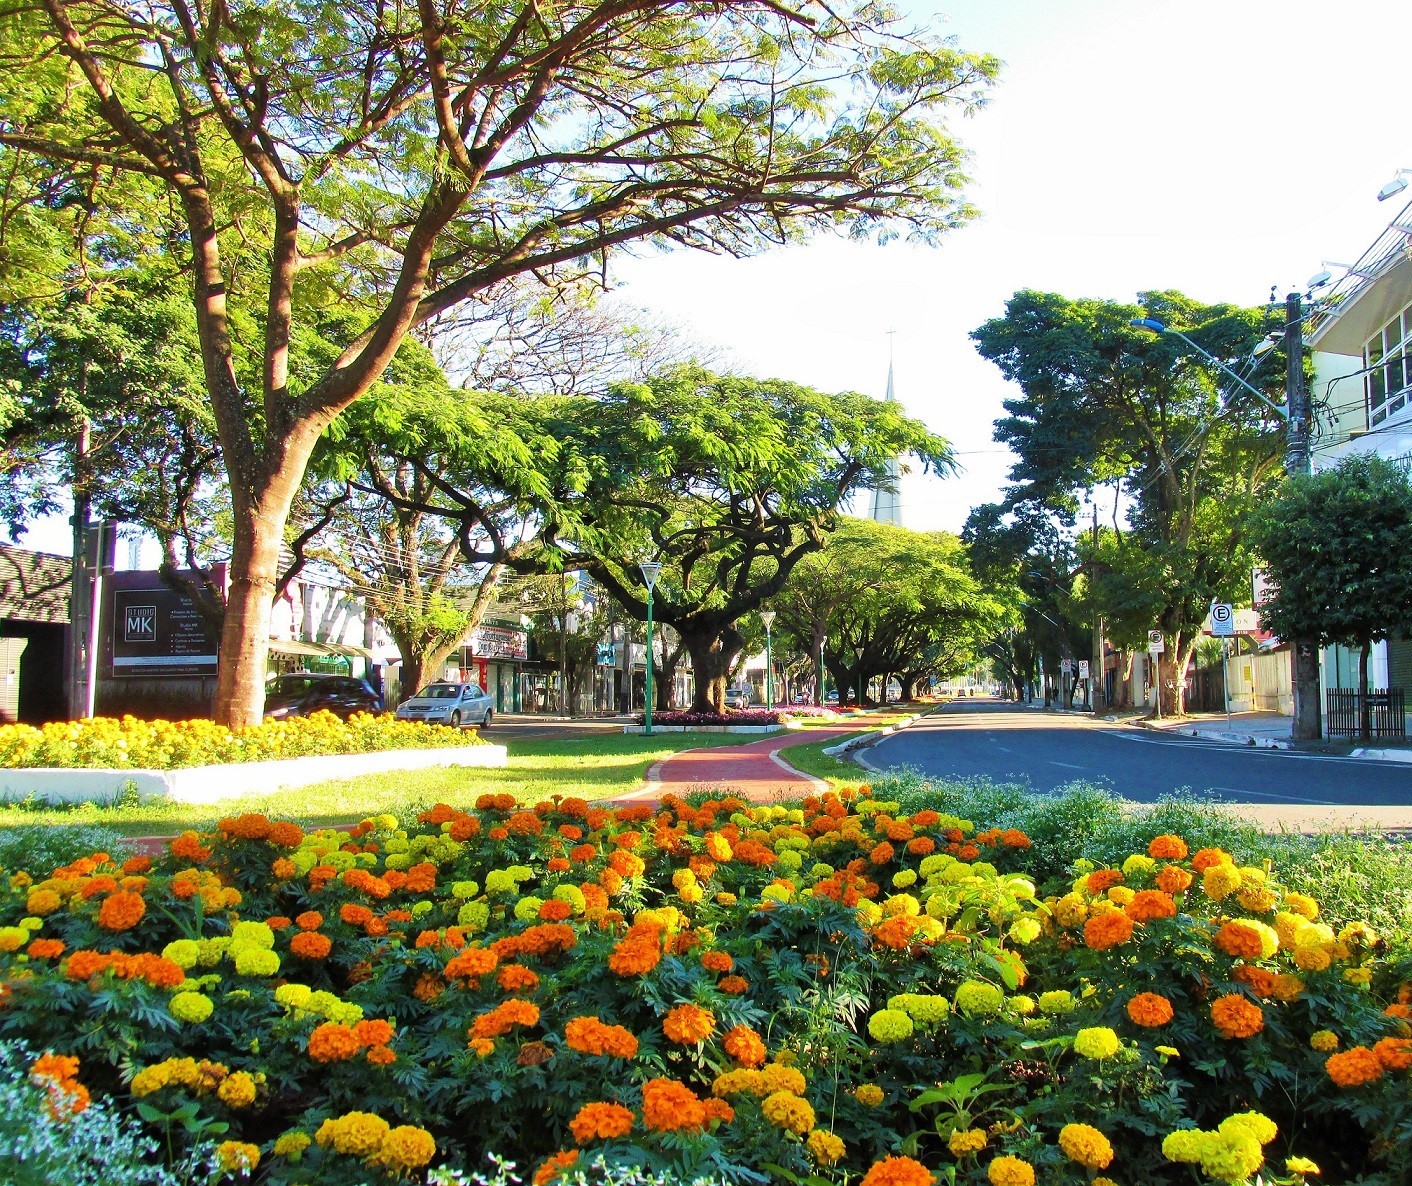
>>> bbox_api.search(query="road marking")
[993,744,1013,752]
[1048,761,1087,770]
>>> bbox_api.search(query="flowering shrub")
[0,791,1406,1183]
[632,710,784,726]
[781,705,841,719]
[0,711,481,770]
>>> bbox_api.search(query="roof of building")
[1308,197,1412,356]
[0,545,70,625]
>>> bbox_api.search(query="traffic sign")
[1060,658,1073,673]
[1148,630,1165,654]
[1210,603,1235,637]
[1078,660,1090,679]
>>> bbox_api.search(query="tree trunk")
[1359,641,1372,741]
[812,622,827,707]
[387,629,462,708]
[682,625,743,714]
[656,648,681,711]
[899,674,918,701]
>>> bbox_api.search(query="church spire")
[869,339,903,527]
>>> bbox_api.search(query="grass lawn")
[777,732,871,786]
[0,730,764,837]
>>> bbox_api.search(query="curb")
[822,710,932,763]
[1349,747,1412,763]
[1126,718,1292,750]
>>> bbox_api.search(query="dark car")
[263,673,382,720]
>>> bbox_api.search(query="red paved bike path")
[614,727,859,805]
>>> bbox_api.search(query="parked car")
[724,686,753,710]
[394,681,495,728]
[263,673,382,720]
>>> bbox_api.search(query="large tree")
[514,370,953,713]
[972,290,1287,715]
[1251,454,1412,735]
[1,1,997,725]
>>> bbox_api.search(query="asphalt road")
[861,700,1412,805]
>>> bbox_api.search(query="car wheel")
[450,710,462,727]
[482,709,493,728]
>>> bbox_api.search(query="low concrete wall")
[0,744,508,806]
[621,724,785,735]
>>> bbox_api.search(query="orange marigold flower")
[1001,828,1032,848]
[534,1151,580,1186]
[568,1102,634,1144]
[295,911,323,931]
[1326,1046,1384,1086]
[718,975,749,995]
[701,951,735,974]
[271,859,297,880]
[1214,921,1264,959]
[1155,866,1194,894]
[1083,911,1134,951]
[1148,834,1189,860]
[722,1025,767,1068]
[1125,890,1176,923]
[354,1019,395,1048]
[1372,1036,1412,1071]
[1191,847,1232,872]
[564,1016,639,1058]
[538,900,573,922]
[906,837,937,855]
[868,841,895,866]
[608,923,663,977]
[265,916,293,930]
[26,938,65,960]
[470,999,540,1039]
[64,950,113,981]
[1210,993,1264,1039]
[498,965,541,993]
[1233,964,1276,999]
[1085,869,1125,895]
[1126,992,1174,1027]
[641,1078,707,1133]
[170,832,211,862]
[663,1003,715,1045]
[517,924,577,957]
[413,974,446,1002]
[220,812,272,841]
[339,903,374,927]
[308,1023,361,1062]
[445,948,499,981]
[122,856,153,875]
[96,891,145,932]
[859,1154,934,1186]
[268,821,304,848]
[366,1045,397,1066]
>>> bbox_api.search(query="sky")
[12,0,1412,557]
[609,0,1412,533]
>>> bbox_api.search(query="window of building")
[1367,304,1412,426]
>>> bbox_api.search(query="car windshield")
[417,684,461,700]
[270,676,322,697]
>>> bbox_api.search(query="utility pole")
[1090,498,1104,715]
[1284,291,1322,740]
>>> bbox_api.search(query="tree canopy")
[0,0,998,724]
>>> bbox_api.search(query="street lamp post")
[852,642,866,706]
[759,611,776,712]
[639,561,663,735]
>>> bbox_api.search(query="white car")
[395,682,495,728]
[724,686,753,710]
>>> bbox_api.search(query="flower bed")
[0,712,480,770]
[632,710,785,727]
[0,791,1407,1184]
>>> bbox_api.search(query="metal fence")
[1325,688,1407,740]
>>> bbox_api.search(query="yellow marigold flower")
[761,1091,815,1135]
[1202,863,1243,900]
[1199,1130,1265,1183]
[1344,966,1373,987]
[1058,1123,1113,1169]
[987,1154,1036,1186]
[1107,885,1135,906]
[169,992,214,1025]
[233,947,280,977]
[1038,990,1076,1015]
[806,1129,845,1165]
[1162,1129,1205,1163]
[1053,893,1088,926]
[854,1083,884,1106]
[216,1071,257,1109]
[1220,1112,1277,1146]
[1155,1045,1181,1059]
[867,1008,914,1043]
[0,927,27,953]
[272,1131,312,1160]
[1310,1030,1340,1053]
[948,1127,988,1156]
[374,1125,437,1171]
[1286,1155,1321,1176]
[26,889,61,916]
[1073,1026,1121,1060]
[216,1141,260,1174]
[161,940,200,970]
[317,1111,391,1157]
[1295,947,1332,972]
[954,981,1005,1017]
[1284,893,1319,920]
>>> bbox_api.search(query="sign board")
[1210,603,1235,637]
[1232,608,1259,633]
[595,642,616,666]
[1060,658,1073,673]
[468,622,528,661]
[1148,630,1165,654]
[1077,660,1090,679]
[109,573,222,677]
[1252,569,1276,607]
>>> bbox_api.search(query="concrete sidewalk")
[1129,710,1412,763]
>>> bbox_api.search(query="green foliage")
[0,824,133,876]
[1250,455,1412,659]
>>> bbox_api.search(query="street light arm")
[1129,320,1288,420]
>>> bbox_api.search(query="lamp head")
[1130,318,1167,334]
[638,560,663,590]
[1377,174,1409,202]
[759,610,776,631]
[1307,269,1333,290]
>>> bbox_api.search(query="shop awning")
[268,638,376,661]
